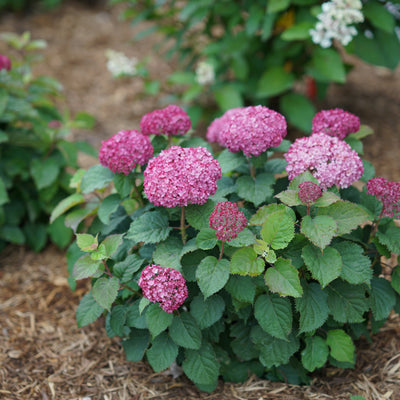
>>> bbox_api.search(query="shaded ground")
[1,1,400,399]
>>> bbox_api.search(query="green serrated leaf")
[169,313,202,350]
[301,336,329,372]
[230,247,265,276]
[225,275,256,304]
[73,254,102,280]
[76,233,98,252]
[264,258,303,297]
[185,200,217,231]
[302,245,342,288]
[301,215,337,250]
[392,266,400,296]
[92,276,119,310]
[80,164,114,194]
[196,256,230,298]
[249,203,296,226]
[260,210,294,250]
[126,300,147,329]
[98,194,121,224]
[254,293,292,340]
[196,228,218,250]
[227,228,256,248]
[113,254,145,283]
[237,174,275,206]
[313,192,341,207]
[110,305,128,337]
[275,190,302,207]
[190,294,225,329]
[146,332,178,372]
[76,291,104,328]
[369,276,396,321]
[122,329,150,362]
[256,66,295,98]
[101,234,124,258]
[326,329,355,363]
[376,226,400,254]
[153,236,183,271]
[217,149,246,174]
[31,157,60,190]
[145,303,173,338]
[50,193,86,223]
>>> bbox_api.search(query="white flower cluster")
[310,0,364,48]
[105,49,138,78]
[195,61,215,85]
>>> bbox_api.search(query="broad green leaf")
[110,305,128,337]
[23,223,47,252]
[92,276,119,310]
[279,93,315,132]
[0,178,9,206]
[376,226,400,254]
[363,2,395,33]
[146,333,178,372]
[333,242,372,285]
[122,329,149,362]
[317,201,369,236]
[186,200,216,230]
[288,171,318,190]
[153,236,183,271]
[190,294,225,329]
[360,159,376,183]
[307,47,346,83]
[230,247,265,276]
[251,326,299,368]
[227,228,256,248]
[80,164,114,194]
[260,210,294,250]
[281,22,315,41]
[264,258,303,297]
[237,174,274,206]
[73,254,102,280]
[256,66,295,98]
[113,254,145,283]
[182,342,220,386]
[0,88,9,116]
[98,194,121,224]
[254,293,292,340]
[76,233,98,252]
[275,190,302,207]
[126,300,147,329]
[196,256,230,298]
[101,234,124,258]
[50,193,85,223]
[212,176,237,202]
[113,174,133,198]
[31,157,60,190]
[369,277,396,321]
[65,206,98,232]
[301,336,329,372]
[225,275,256,304]
[169,313,202,350]
[145,303,173,338]
[301,245,342,288]
[196,228,217,250]
[349,125,374,140]
[326,329,355,363]
[217,149,246,174]
[301,215,337,250]
[72,112,96,129]
[267,0,290,13]
[126,211,172,244]
[214,84,243,111]
[392,266,400,296]
[48,216,73,249]
[295,282,329,333]
[313,192,341,207]
[326,280,369,323]
[76,291,104,328]
[249,203,295,226]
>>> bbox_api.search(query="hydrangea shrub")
[0,32,96,251]
[56,104,400,391]
[110,0,400,130]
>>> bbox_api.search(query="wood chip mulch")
[1,245,400,400]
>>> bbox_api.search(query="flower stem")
[218,240,225,261]
[306,205,311,216]
[180,207,187,245]
[370,208,385,239]
[130,173,144,207]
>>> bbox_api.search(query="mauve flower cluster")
[0,54,11,71]
[209,201,247,241]
[298,181,323,205]
[144,146,221,208]
[367,177,400,217]
[140,105,191,136]
[99,129,153,175]
[138,265,188,313]
[312,108,360,139]
[207,105,287,157]
[285,133,364,190]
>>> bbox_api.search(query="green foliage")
[0,32,95,251]
[0,0,63,12]
[57,104,400,392]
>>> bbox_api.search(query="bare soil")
[0,2,400,399]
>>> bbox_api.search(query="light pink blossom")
[284,133,363,189]
[138,265,188,313]
[367,177,400,217]
[99,129,153,175]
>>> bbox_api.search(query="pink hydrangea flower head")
[206,108,242,145]
[209,201,247,241]
[312,108,360,139]
[144,146,221,208]
[216,105,287,157]
[298,181,323,205]
[138,265,188,313]
[140,104,191,136]
[0,54,11,71]
[367,177,400,217]
[284,132,364,190]
[99,129,153,175]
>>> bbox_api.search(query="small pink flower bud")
[367,177,400,217]
[298,181,323,205]
[0,54,11,71]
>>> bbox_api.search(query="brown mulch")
[1,1,400,399]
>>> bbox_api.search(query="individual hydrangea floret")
[312,108,360,139]
[284,132,364,190]
[0,54,11,71]
[209,201,247,242]
[140,105,191,136]
[138,265,188,313]
[99,129,153,175]
[195,61,215,85]
[212,106,287,157]
[298,181,323,205]
[367,177,400,217]
[144,146,221,208]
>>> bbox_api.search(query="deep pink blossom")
[144,146,221,208]
[367,177,400,217]
[208,106,287,157]
[312,108,360,139]
[284,133,363,190]
[298,181,323,205]
[140,104,191,136]
[99,129,153,175]
[209,201,247,242]
[0,54,11,71]
[138,265,188,313]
